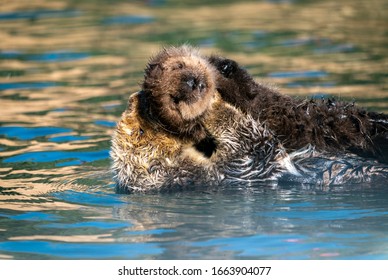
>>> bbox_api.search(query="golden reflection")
[0,0,387,213]
[0,254,13,259]
[0,198,82,211]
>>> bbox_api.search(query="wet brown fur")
[208,56,388,163]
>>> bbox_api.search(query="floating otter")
[110,46,293,192]
[208,55,388,164]
[110,46,388,193]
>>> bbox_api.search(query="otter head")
[140,46,217,151]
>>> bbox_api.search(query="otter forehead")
[162,56,215,84]
[144,47,217,92]
[158,61,214,97]
[147,45,203,68]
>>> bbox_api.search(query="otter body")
[208,56,388,164]
[110,46,388,193]
[111,91,388,193]
[110,46,300,192]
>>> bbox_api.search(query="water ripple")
[0,9,82,21]
[3,150,109,165]
[0,240,162,259]
[0,126,72,140]
[268,70,328,79]
[102,15,155,25]
[0,82,58,91]
[0,50,90,63]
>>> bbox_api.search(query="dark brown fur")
[208,55,388,163]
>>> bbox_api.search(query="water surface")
[0,0,387,260]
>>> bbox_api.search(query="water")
[0,0,387,260]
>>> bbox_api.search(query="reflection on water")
[0,0,387,259]
[0,9,82,21]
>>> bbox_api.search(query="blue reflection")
[252,30,268,39]
[280,37,315,47]
[27,51,89,62]
[52,191,127,207]
[40,221,130,230]
[260,209,388,221]
[242,41,267,49]
[0,240,162,259]
[49,135,90,143]
[94,120,116,128]
[268,70,328,79]
[103,15,154,25]
[280,37,331,47]
[0,126,71,140]
[199,38,216,48]
[0,50,23,59]
[194,234,318,258]
[0,82,57,90]
[286,82,335,88]
[124,229,176,236]
[3,149,109,165]
[0,50,90,62]
[320,233,371,239]
[56,160,84,167]
[10,212,59,221]
[0,10,81,21]
[309,93,333,99]
[315,44,355,54]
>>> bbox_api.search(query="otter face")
[157,56,214,121]
[140,46,217,144]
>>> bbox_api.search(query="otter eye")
[173,63,184,70]
[198,82,206,91]
[170,94,180,104]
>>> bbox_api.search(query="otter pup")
[110,46,219,192]
[208,55,388,164]
[140,45,217,157]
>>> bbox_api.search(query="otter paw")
[209,57,237,78]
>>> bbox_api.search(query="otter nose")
[186,78,196,90]
[186,77,205,91]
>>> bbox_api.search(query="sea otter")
[110,46,304,192]
[110,46,388,193]
[208,55,388,164]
